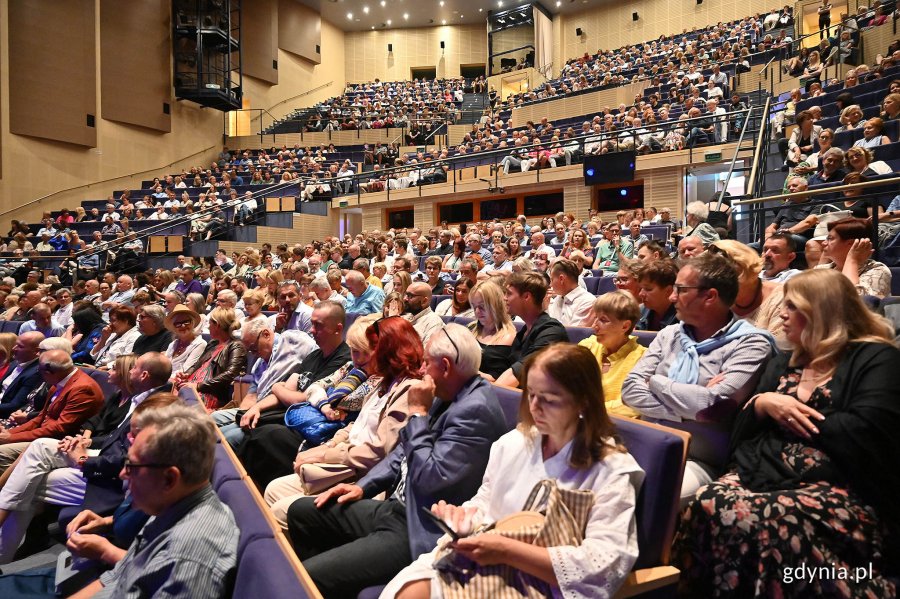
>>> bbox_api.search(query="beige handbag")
[436,480,595,599]
[298,462,355,495]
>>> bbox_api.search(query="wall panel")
[100,0,171,133]
[8,0,97,147]
[243,0,279,84]
[279,0,322,64]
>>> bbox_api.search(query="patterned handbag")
[435,479,595,599]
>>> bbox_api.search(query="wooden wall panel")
[100,0,171,133]
[279,0,321,65]
[8,0,97,147]
[243,0,278,83]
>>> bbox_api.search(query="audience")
[547,258,596,327]
[818,217,892,297]
[635,259,679,331]
[0,332,44,419]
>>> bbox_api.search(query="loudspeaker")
[575,27,583,36]
[388,43,393,52]
[632,12,639,21]
[440,41,445,49]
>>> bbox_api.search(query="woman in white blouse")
[383,343,644,599]
[89,306,141,369]
[163,305,207,380]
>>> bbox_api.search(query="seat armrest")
[614,566,680,598]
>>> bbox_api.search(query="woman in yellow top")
[577,291,646,418]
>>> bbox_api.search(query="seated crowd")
[0,200,896,597]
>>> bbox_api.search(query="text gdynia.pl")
[782,563,873,584]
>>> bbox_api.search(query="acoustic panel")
[100,0,172,132]
[278,0,321,64]
[8,0,98,147]
[243,0,279,83]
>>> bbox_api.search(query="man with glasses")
[286,324,509,597]
[622,253,774,506]
[403,282,444,344]
[73,403,238,598]
[592,223,634,276]
[0,353,171,564]
[133,305,173,354]
[0,350,104,477]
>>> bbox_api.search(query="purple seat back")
[234,538,316,599]
[216,479,274,556]
[211,444,242,490]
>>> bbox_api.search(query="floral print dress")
[673,369,896,598]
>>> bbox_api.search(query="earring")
[579,413,585,420]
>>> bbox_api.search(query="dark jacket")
[509,312,570,379]
[358,376,511,558]
[636,304,679,332]
[187,339,247,407]
[0,359,42,418]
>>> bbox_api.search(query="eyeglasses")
[673,284,709,294]
[613,277,632,285]
[245,330,264,354]
[171,320,192,329]
[441,327,460,364]
[123,459,171,475]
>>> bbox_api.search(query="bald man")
[345,270,385,316]
[10,290,43,322]
[677,236,705,260]
[403,282,444,344]
[19,303,66,337]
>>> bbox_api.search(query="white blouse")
[382,428,645,599]
[165,336,208,376]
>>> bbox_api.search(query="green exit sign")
[339,200,349,207]
[704,152,722,162]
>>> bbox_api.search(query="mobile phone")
[419,506,461,541]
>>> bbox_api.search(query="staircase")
[458,93,488,125]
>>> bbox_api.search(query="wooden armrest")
[614,566,680,598]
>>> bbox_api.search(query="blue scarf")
[667,319,774,385]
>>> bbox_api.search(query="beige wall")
[344,24,487,82]
[242,18,346,126]
[554,0,784,77]
[0,0,222,224]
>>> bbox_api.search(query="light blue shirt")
[346,283,385,315]
[248,334,281,394]
[20,319,66,338]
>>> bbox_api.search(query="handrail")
[247,107,278,125]
[744,95,772,195]
[714,102,762,211]
[0,144,219,220]
[732,175,899,205]
[253,81,335,121]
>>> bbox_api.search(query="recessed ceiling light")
[363,6,369,13]
[460,14,463,18]
[479,7,483,11]
[387,18,392,24]
[441,19,446,24]
[403,12,409,19]
[498,1,503,6]
[380,0,385,5]
[556,0,561,5]
[371,25,375,29]
[346,12,353,19]
[439,0,444,5]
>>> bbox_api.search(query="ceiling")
[299,0,600,32]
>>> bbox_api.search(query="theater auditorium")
[0,0,898,597]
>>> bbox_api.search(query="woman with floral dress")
[674,269,899,597]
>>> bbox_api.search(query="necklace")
[734,278,763,311]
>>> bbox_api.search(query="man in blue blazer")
[287,324,511,598]
[0,332,44,419]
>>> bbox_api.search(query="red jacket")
[6,368,104,443]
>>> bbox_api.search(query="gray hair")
[426,323,481,379]
[141,304,166,327]
[686,201,709,221]
[309,278,331,292]
[39,338,73,354]
[217,289,238,304]
[241,317,273,338]
[40,350,74,372]
[132,404,217,485]
[823,147,845,161]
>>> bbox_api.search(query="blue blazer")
[357,376,511,558]
[0,360,42,418]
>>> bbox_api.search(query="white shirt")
[526,244,557,259]
[1,358,37,395]
[548,285,596,327]
[47,369,78,405]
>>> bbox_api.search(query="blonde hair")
[241,288,266,306]
[0,332,17,364]
[392,271,412,297]
[469,280,516,338]
[208,307,240,334]
[346,313,379,352]
[113,353,137,396]
[710,239,764,278]
[591,290,641,332]
[784,269,895,372]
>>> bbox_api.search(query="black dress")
[479,342,513,380]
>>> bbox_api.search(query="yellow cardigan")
[577,335,646,418]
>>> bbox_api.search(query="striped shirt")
[96,485,238,599]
